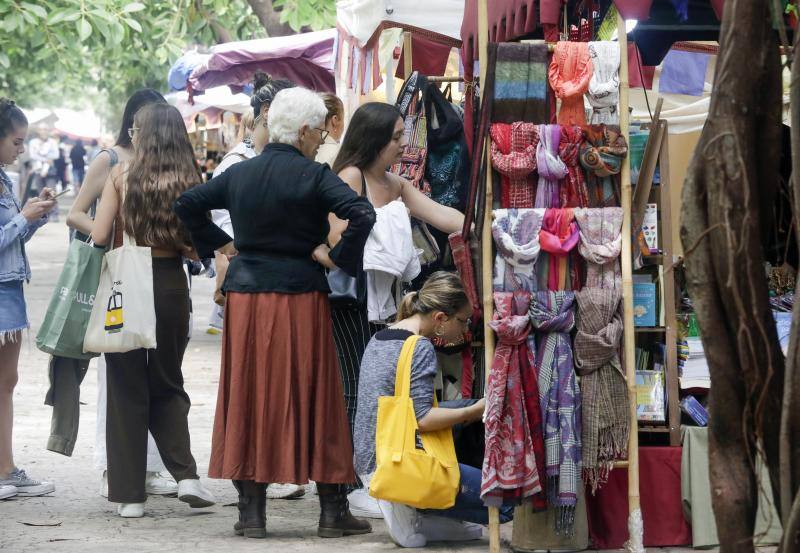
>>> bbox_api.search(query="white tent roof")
[336,0,464,46]
[166,86,251,121]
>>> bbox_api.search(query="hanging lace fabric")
[574,207,623,289]
[481,292,543,507]
[580,125,628,207]
[548,41,593,125]
[490,123,539,208]
[587,41,620,125]
[535,124,568,209]
[574,288,628,494]
[492,208,546,292]
[530,291,581,536]
[557,125,590,207]
[538,208,581,291]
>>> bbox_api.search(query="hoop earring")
[434,325,445,337]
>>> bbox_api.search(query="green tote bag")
[36,239,103,360]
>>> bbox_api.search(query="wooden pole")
[403,31,413,79]
[617,11,645,553]
[476,0,500,552]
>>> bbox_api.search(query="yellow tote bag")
[369,335,460,509]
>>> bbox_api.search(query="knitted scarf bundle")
[548,41,593,125]
[573,289,628,493]
[580,125,628,207]
[573,207,623,289]
[539,208,580,291]
[587,42,620,125]
[535,124,568,209]
[493,42,550,124]
[482,292,543,507]
[530,291,581,535]
[492,208,545,292]
[490,123,539,208]
[557,125,590,207]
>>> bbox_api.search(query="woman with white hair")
[174,87,376,540]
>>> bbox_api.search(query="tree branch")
[245,0,294,37]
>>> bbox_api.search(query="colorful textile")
[535,125,568,209]
[539,209,580,291]
[530,291,581,535]
[574,289,628,493]
[580,125,628,207]
[587,42,620,124]
[548,42,593,125]
[557,126,590,207]
[493,43,550,124]
[492,208,546,293]
[490,123,538,208]
[482,292,543,507]
[573,207,623,289]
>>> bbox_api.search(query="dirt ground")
[0,202,755,553]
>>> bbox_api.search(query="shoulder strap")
[394,335,421,399]
[359,170,368,198]
[100,148,119,167]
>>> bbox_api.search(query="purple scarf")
[535,125,568,208]
[530,291,581,536]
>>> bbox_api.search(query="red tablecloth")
[585,446,691,549]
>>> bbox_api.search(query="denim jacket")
[0,169,48,282]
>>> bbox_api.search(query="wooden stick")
[426,75,464,83]
[618,10,644,550]
[403,31,413,79]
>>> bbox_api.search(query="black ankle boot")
[233,480,267,538]
[317,483,372,538]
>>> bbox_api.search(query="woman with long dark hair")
[66,89,177,498]
[91,103,215,518]
[328,102,465,517]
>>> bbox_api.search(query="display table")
[681,425,782,548]
[585,446,691,549]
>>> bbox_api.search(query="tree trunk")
[680,1,784,551]
[246,0,295,37]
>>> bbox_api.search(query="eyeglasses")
[314,128,330,141]
[127,127,139,139]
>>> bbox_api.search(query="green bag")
[36,239,103,360]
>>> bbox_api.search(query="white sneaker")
[347,488,383,519]
[145,472,178,496]
[177,479,216,508]
[266,483,305,499]
[0,468,54,497]
[0,485,18,500]
[419,515,483,542]
[377,499,427,548]
[117,503,145,518]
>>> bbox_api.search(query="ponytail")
[394,272,469,322]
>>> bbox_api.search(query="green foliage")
[272,0,336,32]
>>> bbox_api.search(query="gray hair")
[267,88,327,145]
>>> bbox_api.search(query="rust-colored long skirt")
[209,291,356,484]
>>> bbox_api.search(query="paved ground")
[0,202,749,552]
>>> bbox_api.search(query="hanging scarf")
[492,208,546,292]
[574,289,629,493]
[482,292,543,507]
[493,43,551,124]
[535,125,567,209]
[490,123,539,208]
[557,125,590,207]
[548,41,593,125]
[539,208,580,291]
[530,291,581,536]
[574,207,623,289]
[587,42,620,125]
[580,125,628,207]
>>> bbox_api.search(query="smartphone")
[51,188,72,200]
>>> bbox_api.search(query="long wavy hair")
[123,103,201,251]
[332,102,401,174]
[115,88,166,148]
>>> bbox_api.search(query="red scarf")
[490,122,539,208]
[558,125,590,207]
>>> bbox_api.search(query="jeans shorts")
[0,280,28,344]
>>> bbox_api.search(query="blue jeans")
[423,463,514,524]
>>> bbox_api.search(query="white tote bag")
[83,230,157,353]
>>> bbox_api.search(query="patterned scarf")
[580,125,628,207]
[574,289,628,493]
[573,207,623,289]
[548,41,593,125]
[490,123,538,208]
[535,125,567,209]
[530,291,581,535]
[587,42,620,125]
[492,208,545,292]
[493,42,550,124]
[539,208,581,292]
[557,125,589,207]
[482,292,543,507]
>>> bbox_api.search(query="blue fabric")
[659,50,710,97]
[0,169,43,282]
[423,464,514,525]
[0,280,28,334]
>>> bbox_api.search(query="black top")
[70,144,86,170]
[174,143,376,294]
